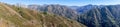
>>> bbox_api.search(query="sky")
[0,0,120,6]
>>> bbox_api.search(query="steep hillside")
[0,3,86,27]
[77,5,120,27]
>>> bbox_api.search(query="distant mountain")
[28,4,78,19]
[77,5,120,27]
[69,6,80,10]
[0,3,86,27]
[75,4,98,13]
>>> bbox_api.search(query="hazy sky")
[0,0,120,6]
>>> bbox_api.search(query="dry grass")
[0,3,86,27]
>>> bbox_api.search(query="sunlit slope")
[0,3,86,27]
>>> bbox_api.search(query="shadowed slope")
[77,5,120,27]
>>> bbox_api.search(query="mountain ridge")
[0,3,86,27]
[27,4,120,27]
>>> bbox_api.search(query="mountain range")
[27,4,120,27]
[0,3,86,27]
[1,2,120,27]
[28,4,78,19]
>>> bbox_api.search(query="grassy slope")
[0,3,86,27]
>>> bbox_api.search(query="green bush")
[43,12,47,14]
